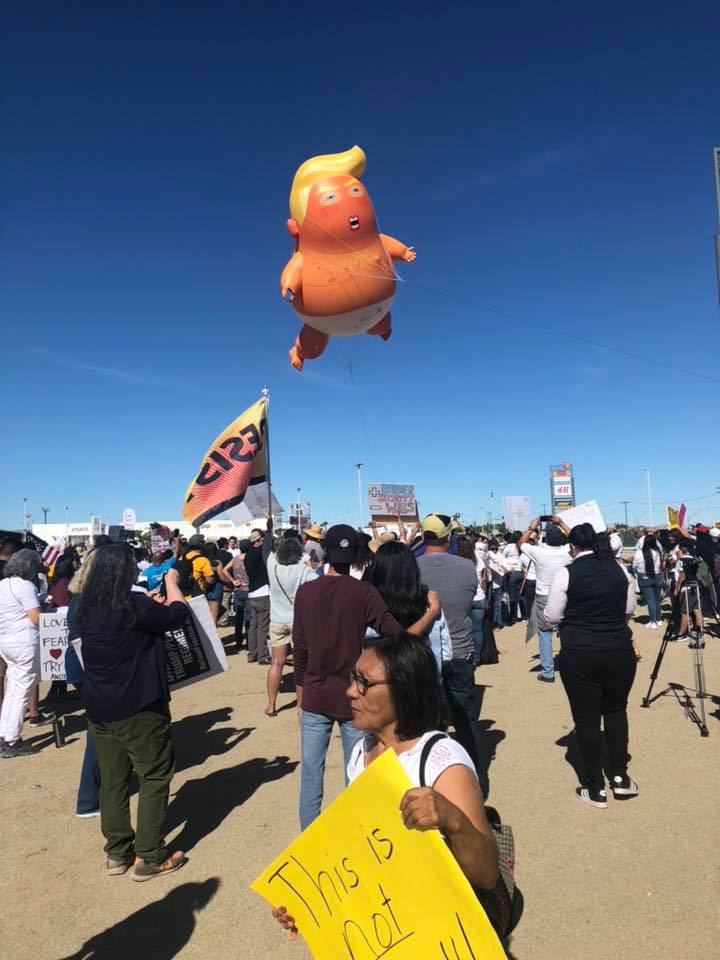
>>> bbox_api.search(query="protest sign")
[122,507,137,530]
[556,499,606,533]
[666,506,680,529]
[150,523,173,553]
[40,607,69,682]
[71,596,228,690]
[502,496,531,533]
[228,486,284,527]
[252,748,505,960]
[164,595,229,690]
[678,503,687,528]
[367,483,417,521]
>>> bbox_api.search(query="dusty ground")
[4,612,719,960]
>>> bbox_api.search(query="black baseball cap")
[325,524,359,563]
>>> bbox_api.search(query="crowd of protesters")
[1,511,718,936]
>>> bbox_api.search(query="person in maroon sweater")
[293,524,439,829]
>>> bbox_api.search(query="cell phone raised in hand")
[539,515,555,523]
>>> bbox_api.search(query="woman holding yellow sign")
[273,633,518,942]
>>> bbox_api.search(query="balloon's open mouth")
[348,216,360,231]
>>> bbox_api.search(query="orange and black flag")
[183,397,268,527]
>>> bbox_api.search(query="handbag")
[419,734,523,940]
[479,616,499,665]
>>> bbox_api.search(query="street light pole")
[641,467,653,526]
[620,500,630,526]
[41,506,50,523]
[22,497,28,532]
[65,506,69,540]
[296,488,302,531]
[354,463,364,530]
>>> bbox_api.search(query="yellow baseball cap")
[421,513,453,538]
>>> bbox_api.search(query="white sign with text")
[40,607,70,681]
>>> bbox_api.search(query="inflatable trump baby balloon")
[280,145,416,371]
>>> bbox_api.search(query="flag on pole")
[42,544,61,567]
[183,397,268,527]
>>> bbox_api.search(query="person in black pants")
[545,523,638,809]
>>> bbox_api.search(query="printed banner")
[40,607,70,682]
[502,496,531,533]
[183,397,268,527]
[164,596,229,690]
[367,483,417,520]
[252,749,505,960]
[556,499,606,533]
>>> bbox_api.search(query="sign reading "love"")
[40,607,70,682]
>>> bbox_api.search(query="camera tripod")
[641,581,709,737]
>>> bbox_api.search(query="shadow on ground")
[172,707,254,773]
[56,878,220,960]
[165,755,299,853]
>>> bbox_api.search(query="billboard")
[368,483,417,520]
[550,462,576,512]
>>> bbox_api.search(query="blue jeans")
[299,710,364,830]
[639,574,663,623]
[471,601,486,662]
[490,586,503,627]
[538,627,555,678]
[77,727,101,814]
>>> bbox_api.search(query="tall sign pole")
[714,148,720,304]
[354,463,364,530]
[262,385,272,527]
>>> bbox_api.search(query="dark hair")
[217,537,228,549]
[568,523,612,562]
[642,534,658,577]
[363,633,446,739]
[50,554,76,584]
[162,549,174,561]
[0,538,20,557]
[510,531,522,544]
[352,533,374,572]
[283,528,303,542]
[203,542,219,563]
[93,534,113,547]
[76,543,138,628]
[365,542,428,628]
[275,537,304,565]
[454,535,476,563]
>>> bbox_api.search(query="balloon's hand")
[282,286,295,302]
[272,906,298,941]
[402,247,417,263]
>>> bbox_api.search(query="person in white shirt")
[516,519,572,682]
[0,549,44,756]
[608,528,624,559]
[519,530,538,621]
[485,541,508,629]
[272,632,505,943]
[502,534,524,624]
[631,534,663,628]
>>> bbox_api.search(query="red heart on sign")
[49,649,63,660]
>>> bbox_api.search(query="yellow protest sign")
[251,748,506,959]
[666,505,679,529]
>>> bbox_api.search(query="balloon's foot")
[289,347,304,371]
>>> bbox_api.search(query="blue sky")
[2,5,720,532]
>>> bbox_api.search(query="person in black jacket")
[76,543,189,879]
[545,523,638,809]
[244,523,273,664]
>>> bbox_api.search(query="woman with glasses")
[274,633,513,942]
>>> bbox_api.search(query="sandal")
[132,850,187,882]
[264,708,277,718]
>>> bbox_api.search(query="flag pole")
[261,385,272,528]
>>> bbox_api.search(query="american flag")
[42,544,61,567]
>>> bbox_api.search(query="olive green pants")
[89,701,174,864]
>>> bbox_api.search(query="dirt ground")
[3,613,719,960]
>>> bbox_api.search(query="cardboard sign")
[502,496,531,533]
[164,595,229,690]
[556,499,606,533]
[666,506,679,529]
[252,749,505,960]
[40,607,69,681]
[368,483,417,521]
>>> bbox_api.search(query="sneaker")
[132,851,187,882]
[28,710,56,727]
[537,674,555,683]
[610,774,639,799]
[106,855,134,876]
[0,738,35,758]
[649,622,658,630]
[576,786,607,808]
[77,810,101,819]
[675,634,688,643]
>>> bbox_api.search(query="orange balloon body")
[281,168,415,369]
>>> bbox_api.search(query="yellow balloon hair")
[289,145,367,225]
